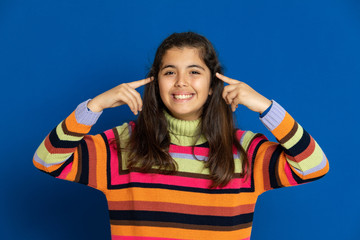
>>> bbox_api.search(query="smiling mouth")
[172,94,195,100]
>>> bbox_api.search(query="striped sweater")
[33,99,329,240]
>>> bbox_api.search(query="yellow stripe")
[286,141,324,172]
[282,124,303,149]
[295,158,329,180]
[175,157,209,174]
[114,124,131,143]
[56,122,83,141]
[241,131,257,151]
[234,157,243,173]
[36,140,73,164]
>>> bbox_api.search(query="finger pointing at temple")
[128,76,154,89]
[216,72,240,85]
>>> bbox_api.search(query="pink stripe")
[112,236,183,240]
[104,128,115,139]
[247,135,267,159]
[170,143,240,156]
[284,162,299,186]
[236,129,246,141]
[129,121,135,131]
[104,129,123,184]
[169,144,209,156]
[111,171,251,189]
[56,162,73,180]
[112,235,250,240]
[106,127,250,189]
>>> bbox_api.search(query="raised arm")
[216,72,329,192]
[33,99,107,189]
[33,77,153,190]
[241,100,329,193]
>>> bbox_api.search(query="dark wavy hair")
[125,32,249,188]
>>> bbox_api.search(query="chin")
[173,111,201,121]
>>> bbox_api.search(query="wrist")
[258,99,273,114]
[87,99,103,113]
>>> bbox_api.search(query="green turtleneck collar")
[163,110,208,146]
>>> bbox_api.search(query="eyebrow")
[160,64,205,71]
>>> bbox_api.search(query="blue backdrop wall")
[1,0,359,239]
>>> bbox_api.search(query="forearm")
[33,99,102,170]
[259,100,329,179]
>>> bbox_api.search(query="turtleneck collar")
[163,110,207,146]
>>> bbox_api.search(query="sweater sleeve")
[32,99,129,192]
[241,100,329,193]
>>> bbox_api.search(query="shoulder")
[235,129,268,153]
[102,121,135,145]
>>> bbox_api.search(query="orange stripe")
[65,111,91,134]
[65,149,79,181]
[276,154,291,187]
[271,112,295,140]
[110,225,252,240]
[108,201,255,216]
[33,159,63,172]
[252,141,274,193]
[262,143,278,191]
[103,188,258,207]
[93,134,108,191]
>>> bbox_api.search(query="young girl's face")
[158,47,212,121]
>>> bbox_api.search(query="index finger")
[216,72,239,85]
[128,76,154,89]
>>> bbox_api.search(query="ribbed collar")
[164,110,207,146]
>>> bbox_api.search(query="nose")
[174,74,188,87]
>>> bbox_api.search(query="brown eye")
[191,71,200,74]
[164,71,174,75]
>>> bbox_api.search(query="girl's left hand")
[216,72,272,114]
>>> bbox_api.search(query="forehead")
[161,47,205,66]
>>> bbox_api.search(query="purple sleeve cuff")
[74,99,103,126]
[259,100,286,132]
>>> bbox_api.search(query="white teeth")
[174,94,193,99]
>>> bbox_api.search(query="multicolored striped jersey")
[33,99,329,240]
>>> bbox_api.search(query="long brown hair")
[125,32,248,188]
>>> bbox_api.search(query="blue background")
[1,0,359,239]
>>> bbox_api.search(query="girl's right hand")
[87,77,154,115]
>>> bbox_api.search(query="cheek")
[158,79,170,100]
[195,78,211,96]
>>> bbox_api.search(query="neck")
[163,110,207,146]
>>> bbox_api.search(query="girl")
[33,32,329,240]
